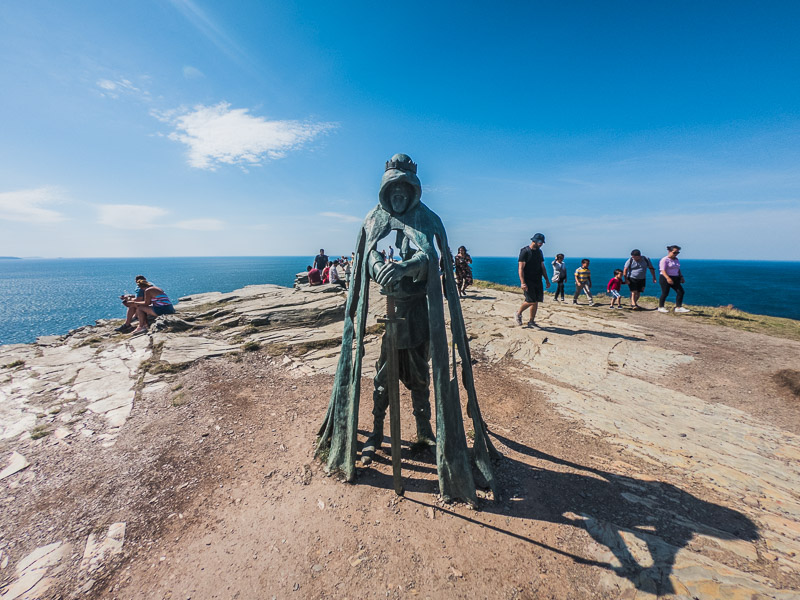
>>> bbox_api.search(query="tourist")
[573,259,595,305]
[607,269,624,309]
[306,265,322,286]
[551,254,566,302]
[622,249,657,310]
[313,249,328,271]
[514,233,551,328]
[454,246,473,297]
[115,275,147,333]
[126,279,175,335]
[321,263,331,284]
[388,245,395,262]
[341,257,351,282]
[658,245,690,313]
[329,260,346,289]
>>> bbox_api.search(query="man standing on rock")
[313,249,328,271]
[515,233,551,328]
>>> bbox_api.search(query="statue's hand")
[374,261,407,287]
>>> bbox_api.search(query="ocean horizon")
[2,256,799,345]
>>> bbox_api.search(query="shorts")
[523,280,543,303]
[628,278,646,293]
[153,304,176,316]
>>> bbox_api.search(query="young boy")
[607,269,623,309]
[573,259,595,305]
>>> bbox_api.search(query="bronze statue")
[316,154,498,506]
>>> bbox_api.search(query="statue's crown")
[385,154,417,174]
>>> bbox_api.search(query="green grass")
[3,359,25,369]
[473,280,522,294]
[265,336,342,357]
[242,341,261,352]
[30,425,51,440]
[77,336,103,348]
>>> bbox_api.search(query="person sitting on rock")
[307,265,322,286]
[329,260,346,289]
[125,279,175,335]
[116,275,147,333]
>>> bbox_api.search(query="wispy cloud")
[182,65,205,80]
[319,211,362,223]
[168,0,252,68]
[175,218,225,231]
[96,77,150,100]
[0,187,66,223]
[97,204,168,229]
[157,102,336,170]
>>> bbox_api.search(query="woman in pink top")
[658,245,689,313]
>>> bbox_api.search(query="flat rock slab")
[0,451,29,480]
[159,336,239,365]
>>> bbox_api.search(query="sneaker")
[657,307,669,313]
[131,327,149,336]
[514,312,523,326]
[674,307,691,313]
[526,321,538,328]
[115,324,134,333]
[572,300,578,305]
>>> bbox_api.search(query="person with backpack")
[622,249,657,310]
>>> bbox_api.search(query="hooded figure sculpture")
[316,154,498,506]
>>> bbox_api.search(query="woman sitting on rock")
[123,279,175,335]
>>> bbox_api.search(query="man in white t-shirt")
[329,260,346,289]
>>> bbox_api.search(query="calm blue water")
[1,256,798,345]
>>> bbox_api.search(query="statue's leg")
[403,343,435,446]
[362,341,389,465]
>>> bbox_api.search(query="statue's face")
[387,181,413,214]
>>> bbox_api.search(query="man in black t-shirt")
[313,249,328,271]
[515,233,551,327]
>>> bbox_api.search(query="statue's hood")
[378,154,422,216]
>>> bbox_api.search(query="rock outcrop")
[1,282,799,599]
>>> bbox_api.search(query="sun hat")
[531,233,546,243]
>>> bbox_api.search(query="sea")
[1,256,799,346]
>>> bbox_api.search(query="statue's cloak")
[316,166,498,505]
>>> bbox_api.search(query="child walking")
[607,269,623,309]
[573,259,595,305]
[551,253,566,301]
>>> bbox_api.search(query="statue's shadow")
[354,431,758,596]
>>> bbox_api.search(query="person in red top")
[321,264,330,284]
[306,265,322,286]
[607,269,623,309]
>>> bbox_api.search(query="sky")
[1,0,799,260]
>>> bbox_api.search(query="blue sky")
[1,0,799,260]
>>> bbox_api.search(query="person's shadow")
[354,431,759,596]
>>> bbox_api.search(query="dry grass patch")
[773,369,800,399]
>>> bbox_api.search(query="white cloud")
[175,218,225,231]
[97,204,168,229]
[0,187,66,223]
[319,211,362,223]
[182,65,205,79]
[161,102,336,170]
